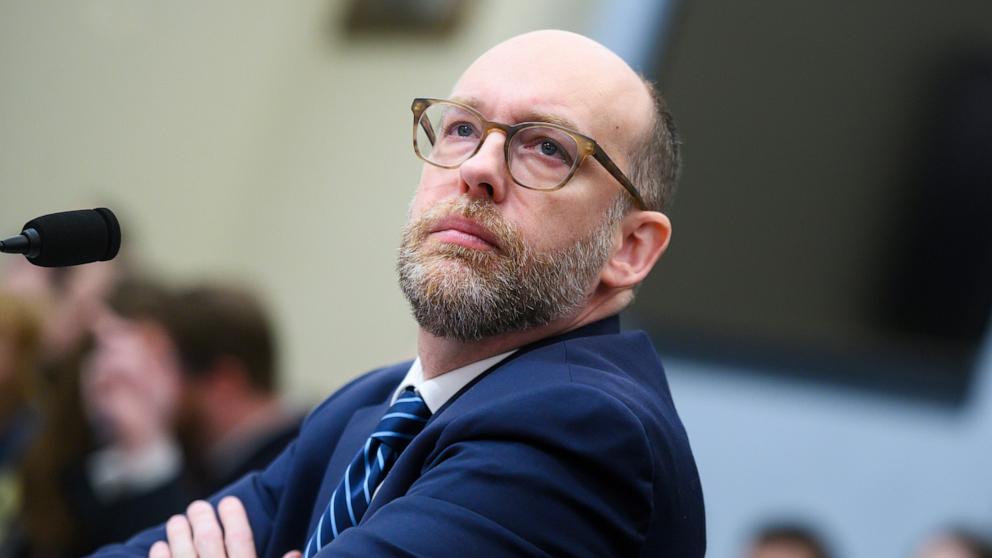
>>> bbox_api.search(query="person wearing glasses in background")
[93,29,705,558]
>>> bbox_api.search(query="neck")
[417,288,629,379]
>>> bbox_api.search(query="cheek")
[518,196,599,250]
[412,166,459,214]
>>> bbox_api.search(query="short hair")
[105,276,176,324]
[752,523,832,558]
[928,529,992,558]
[626,78,682,212]
[166,284,277,393]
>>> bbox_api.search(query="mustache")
[406,198,523,255]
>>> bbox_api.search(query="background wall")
[638,0,992,404]
[0,0,593,396]
[1,1,988,556]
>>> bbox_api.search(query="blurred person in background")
[0,293,42,551]
[745,523,832,558]
[0,257,124,557]
[15,278,300,557]
[165,284,301,495]
[95,29,704,558]
[915,529,992,558]
[17,277,195,557]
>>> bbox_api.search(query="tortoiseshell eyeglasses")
[411,98,646,210]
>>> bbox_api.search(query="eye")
[540,141,560,157]
[443,120,479,139]
[534,138,571,165]
[510,126,577,169]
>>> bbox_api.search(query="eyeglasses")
[411,98,647,210]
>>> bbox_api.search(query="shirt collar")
[390,350,516,413]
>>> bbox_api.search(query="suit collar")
[392,350,517,413]
[516,314,621,355]
[431,314,621,417]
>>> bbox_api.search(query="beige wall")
[0,0,596,400]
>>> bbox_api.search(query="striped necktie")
[303,387,431,557]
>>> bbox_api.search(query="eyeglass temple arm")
[592,146,648,210]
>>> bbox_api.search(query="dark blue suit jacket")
[93,316,705,557]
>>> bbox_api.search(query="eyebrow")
[450,95,583,133]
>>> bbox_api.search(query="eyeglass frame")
[411,97,648,211]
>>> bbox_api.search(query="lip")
[428,216,500,250]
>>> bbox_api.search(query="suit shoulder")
[446,380,653,462]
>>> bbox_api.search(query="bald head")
[459,30,645,99]
[455,30,652,160]
[452,30,678,211]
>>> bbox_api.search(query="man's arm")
[324,384,656,558]
[94,383,657,558]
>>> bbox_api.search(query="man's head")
[916,530,992,558]
[166,284,277,394]
[746,524,832,558]
[163,284,279,447]
[398,30,679,341]
[83,277,182,444]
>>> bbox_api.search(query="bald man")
[93,30,705,558]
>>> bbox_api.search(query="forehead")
[450,35,649,154]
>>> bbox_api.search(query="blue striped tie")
[303,387,431,557]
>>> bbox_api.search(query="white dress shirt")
[369,350,515,503]
[389,350,517,413]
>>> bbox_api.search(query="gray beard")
[397,197,620,341]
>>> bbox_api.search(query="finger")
[217,496,257,558]
[149,540,173,558]
[281,551,302,558]
[187,500,227,558]
[165,514,196,558]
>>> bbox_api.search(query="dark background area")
[633,0,992,404]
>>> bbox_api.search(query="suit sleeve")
[322,384,656,558]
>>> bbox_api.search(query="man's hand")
[82,315,181,454]
[148,497,300,558]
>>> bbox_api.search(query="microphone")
[0,208,121,267]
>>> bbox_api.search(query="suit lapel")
[305,318,623,530]
[306,399,389,531]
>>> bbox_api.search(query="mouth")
[428,216,501,251]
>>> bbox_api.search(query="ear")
[600,210,672,289]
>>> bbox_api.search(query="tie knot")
[371,387,431,450]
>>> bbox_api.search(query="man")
[56,281,299,554]
[81,282,300,506]
[41,278,191,555]
[93,29,705,557]
[167,285,302,495]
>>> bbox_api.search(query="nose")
[458,129,510,204]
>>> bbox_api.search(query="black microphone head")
[22,208,122,267]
